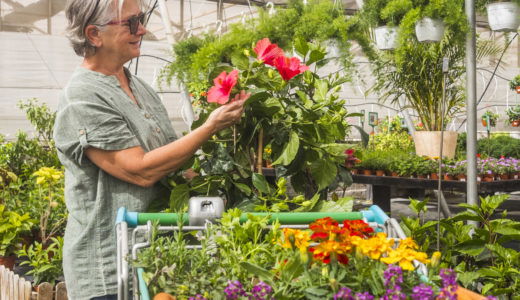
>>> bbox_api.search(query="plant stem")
[256,128,264,174]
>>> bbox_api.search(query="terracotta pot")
[482,174,495,182]
[0,255,16,271]
[458,174,466,181]
[456,286,486,300]
[516,86,520,94]
[391,172,399,177]
[375,170,385,176]
[444,174,454,181]
[512,120,520,127]
[430,173,439,180]
[362,169,373,176]
[154,293,177,300]
[498,174,510,180]
[416,174,426,179]
[351,169,359,175]
[481,119,487,127]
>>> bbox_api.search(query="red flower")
[342,219,374,238]
[273,56,309,81]
[254,38,284,66]
[207,70,239,105]
[344,148,355,156]
[477,153,481,158]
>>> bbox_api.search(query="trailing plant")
[505,105,520,122]
[481,110,499,127]
[508,74,520,91]
[161,0,354,97]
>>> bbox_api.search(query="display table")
[351,174,520,212]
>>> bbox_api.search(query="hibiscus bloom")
[207,69,239,105]
[273,56,309,81]
[254,38,284,66]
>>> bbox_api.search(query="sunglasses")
[105,13,146,35]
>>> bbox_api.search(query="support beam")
[47,0,51,34]
[465,0,479,215]
[157,0,175,44]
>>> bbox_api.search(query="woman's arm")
[85,94,248,187]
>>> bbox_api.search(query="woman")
[55,0,248,299]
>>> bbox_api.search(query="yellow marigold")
[380,247,430,271]
[279,228,311,251]
[351,232,394,260]
[397,237,419,250]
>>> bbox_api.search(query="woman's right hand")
[205,90,249,133]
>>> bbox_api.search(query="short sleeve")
[54,95,140,165]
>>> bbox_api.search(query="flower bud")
[430,251,441,268]
[243,49,250,57]
[268,69,275,79]
[50,201,59,208]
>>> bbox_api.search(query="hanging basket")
[355,0,364,9]
[415,17,445,43]
[374,26,398,50]
[486,2,520,32]
[516,86,520,94]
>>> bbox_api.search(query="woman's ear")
[85,24,102,48]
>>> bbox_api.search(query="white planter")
[355,0,364,9]
[413,131,458,159]
[374,26,398,50]
[486,2,520,32]
[415,17,445,43]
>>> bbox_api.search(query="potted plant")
[0,204,35,270]
[476,0,520,32]
[481,110,499,127]
[509,74,520,93]
[506,105,520,127]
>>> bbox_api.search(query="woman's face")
[99,0,146,63]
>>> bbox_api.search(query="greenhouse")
[1,0,520,299]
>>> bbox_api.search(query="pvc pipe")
[241,212,364,224]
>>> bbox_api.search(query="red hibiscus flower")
[254,38,284,66]
[207,70,239,105]
[273,55,309,81]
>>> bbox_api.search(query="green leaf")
[321,143,350,156]
[252,173,271,194]
[169,184,190,211]
[457,271,481,288]
[494,226,520,236]
[272,131,300,165]
[230,52,249,70]
[304,287,328,296]
[314,197,354,212]
[455,239,486,256]
[294,38,309,57]
[307,49,326,66]
[246,91,270,105]
[310,158,337,191]
[233,182,252,196]
[313,80,329,102]
[239,261,274,285]
[477,267,502,278]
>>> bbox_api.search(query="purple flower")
[383,265,403,287]
[189,295,207,300]
[438,269,457,300]
[354,292,374,300]
[334,287,353,300]
[486,296,497,300]
[411,283,435,300]
[225,280,247,300]
[250,281,273,300]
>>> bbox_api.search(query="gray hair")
[65,0,118,57]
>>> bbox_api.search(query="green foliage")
[17,236,63,285]
[162,0,354,96]
[481,110,499,127]
[509,75,520,91]
[505,105,520,122]
[167,40,355,210]
[368,130,414,153]
[477,135,520,158]
[0,204,35,256]
[401,194,520,297]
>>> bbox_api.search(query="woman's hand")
[205,90,250,133]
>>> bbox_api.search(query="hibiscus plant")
[168,38,361,211]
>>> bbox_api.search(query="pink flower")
[207,70,239,105]
[273,56,309,81]
[254,38,284,66]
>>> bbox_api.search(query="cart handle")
[116,205,389,227]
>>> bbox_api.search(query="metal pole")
[465,0,479,216]
[0,0,3,32]
[180,0,184,35]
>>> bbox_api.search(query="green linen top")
[53,67,177,299]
